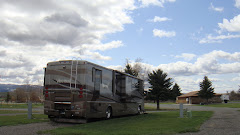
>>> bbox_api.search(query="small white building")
[220,94,229,103]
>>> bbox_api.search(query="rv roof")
[46,60,142,80]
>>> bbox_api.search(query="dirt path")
[146,103,240,135]
[0,122,76,135]
[178,107,240,135]
[0,107,76,135]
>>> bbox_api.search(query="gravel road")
[146,103,240,135]
[0,107,77,135]
[0,122,76,135]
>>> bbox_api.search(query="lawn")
[146,102,176,105]
[0,114,48,127]
[0,110,39,114]
[0,103,43,108]
[144,103,178,111]
[40,111,213,135]
[144,105,177,111]
[197,103,240,108]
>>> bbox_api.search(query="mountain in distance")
[0,84,43,92]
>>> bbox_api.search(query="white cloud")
[148,16,171,22]
[80,41,123,51]
[209,3,224,12]
[139,0,176,7]
[117,50,240,76]
[199,14,240,44]
[199,34,240,44]
[218,14,240,32]
[175,53,196,61]
[232,76,240,81]
[235,0,240,9]
[106,50,240,93]
[153,29,176,38]
[0,0,135,84]
[0,0,135,47]
[107,65,123,71]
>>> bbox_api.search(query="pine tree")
[124,60,138,77]
[6,92,10,103]
[148,69,172,110]
[170,83,182,100]
[198,76,215,104]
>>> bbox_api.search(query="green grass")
[146,102,176,105]
[0,110,39,114]
[40,111,213,135]
[196,103,240,108]
[0,114,48,127]
[144,105,177,111]
[0,103,43,109]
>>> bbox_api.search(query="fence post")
[28,101,32,119]
[179,103,183,118]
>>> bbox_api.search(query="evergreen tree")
[170,83,182,100]
[148,69,172,110]
[5,92,10,103]
[198,76,215,104]
[124,60,138,77]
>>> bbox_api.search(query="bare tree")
[124,58,151,91]
[15,88,27,103]
[30,91,41,102]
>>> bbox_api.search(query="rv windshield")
[45,63,84,90]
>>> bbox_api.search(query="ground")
[146,103,240,135]
[1,103,240,135]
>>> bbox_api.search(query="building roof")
[178,91,199,98]
[178,91,222,98]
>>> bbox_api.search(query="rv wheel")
[137,106,141,114]
[106,107,112,119]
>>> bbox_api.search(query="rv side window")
[131,79,139,91]
[94,69,102,92]
[92,68,102,83]
[95,69,102,84]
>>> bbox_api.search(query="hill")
[0,84,42,92]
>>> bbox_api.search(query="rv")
[43,60,144,123]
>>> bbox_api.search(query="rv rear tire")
[106,107,112,119]
[137,106,141,114]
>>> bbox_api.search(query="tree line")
[5,86,43,103]
[124,59,219,109]
[124,59,181,109]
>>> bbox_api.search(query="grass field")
[144,103,178,111]
[0,114,48,127]
[197,103,240,108]
[0,103,43,108]
[40,111,213,135]
[144,105,178,111]
[145,102,176,105]
[0,110,39,114]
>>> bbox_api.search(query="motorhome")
[43,60,144,123]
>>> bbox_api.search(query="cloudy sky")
[0,0,240,93]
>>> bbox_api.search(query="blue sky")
[0,0,240,93]
[102,0,239,65]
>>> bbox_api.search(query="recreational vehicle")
[43,60,144,123]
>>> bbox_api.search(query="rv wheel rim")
[138,106,141,114]
[106,108,111,119]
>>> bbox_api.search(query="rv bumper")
[44,109,86,118]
